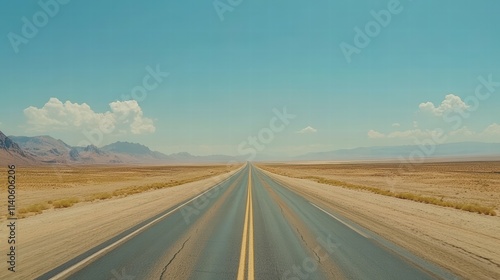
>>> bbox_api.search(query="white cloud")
[419,94,469,117]
[296,126,317,134]
[24,98,155,134]
[392,123,401,128]
[368,130,385,139]
[449,126,475,137]
[387,129,441,139]
[447,123,500,138]
[482,123,500,135]
[369,122,500,143]
[369,128,443,140]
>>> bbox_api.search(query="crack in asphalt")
[261,172,325,266]
[296,227,306,244]
[278,204,286,218]
[296,227,321,264]
[159,236,192,280]
[312,247,322,264]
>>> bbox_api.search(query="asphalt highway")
[39,164,458,280]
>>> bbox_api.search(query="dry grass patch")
[260,163,498,216]
[52,198,80,208]
[18,203,50,215]
[110,176,213,197]
[307,176,496,216]
[86,192,113,201]
[0,164,240,220]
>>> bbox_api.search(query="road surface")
[39,164,458,280]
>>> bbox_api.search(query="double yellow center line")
[237,166,255,280]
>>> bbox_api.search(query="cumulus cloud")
[296,126,317,134]
[419,94,469,117]
[392,123,401,128]
[368,129,443,139]
[368,130,385,139]
[482,123,500,135]
[370,122,500,142]
[24,98,155,134]
[388,129,443,139]
[449,126,475,137]
[446,124,500,139]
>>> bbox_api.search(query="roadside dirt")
[261,162,500,211]
[0,165,236,219]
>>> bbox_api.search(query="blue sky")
[1,0,499,157]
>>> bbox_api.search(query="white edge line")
[310,202,370,239]
[49,168,243,280]
[256,167,370,239]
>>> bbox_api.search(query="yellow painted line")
[237,166,255,280]
[237,169,250,280]
[248,167,255,280]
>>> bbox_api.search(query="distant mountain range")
[2,129,500,165]
[0,131,37,164]
[1,130,241,165]
[294,142,500,162]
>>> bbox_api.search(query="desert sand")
[261,162,500,213]
[1,164,237,220]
